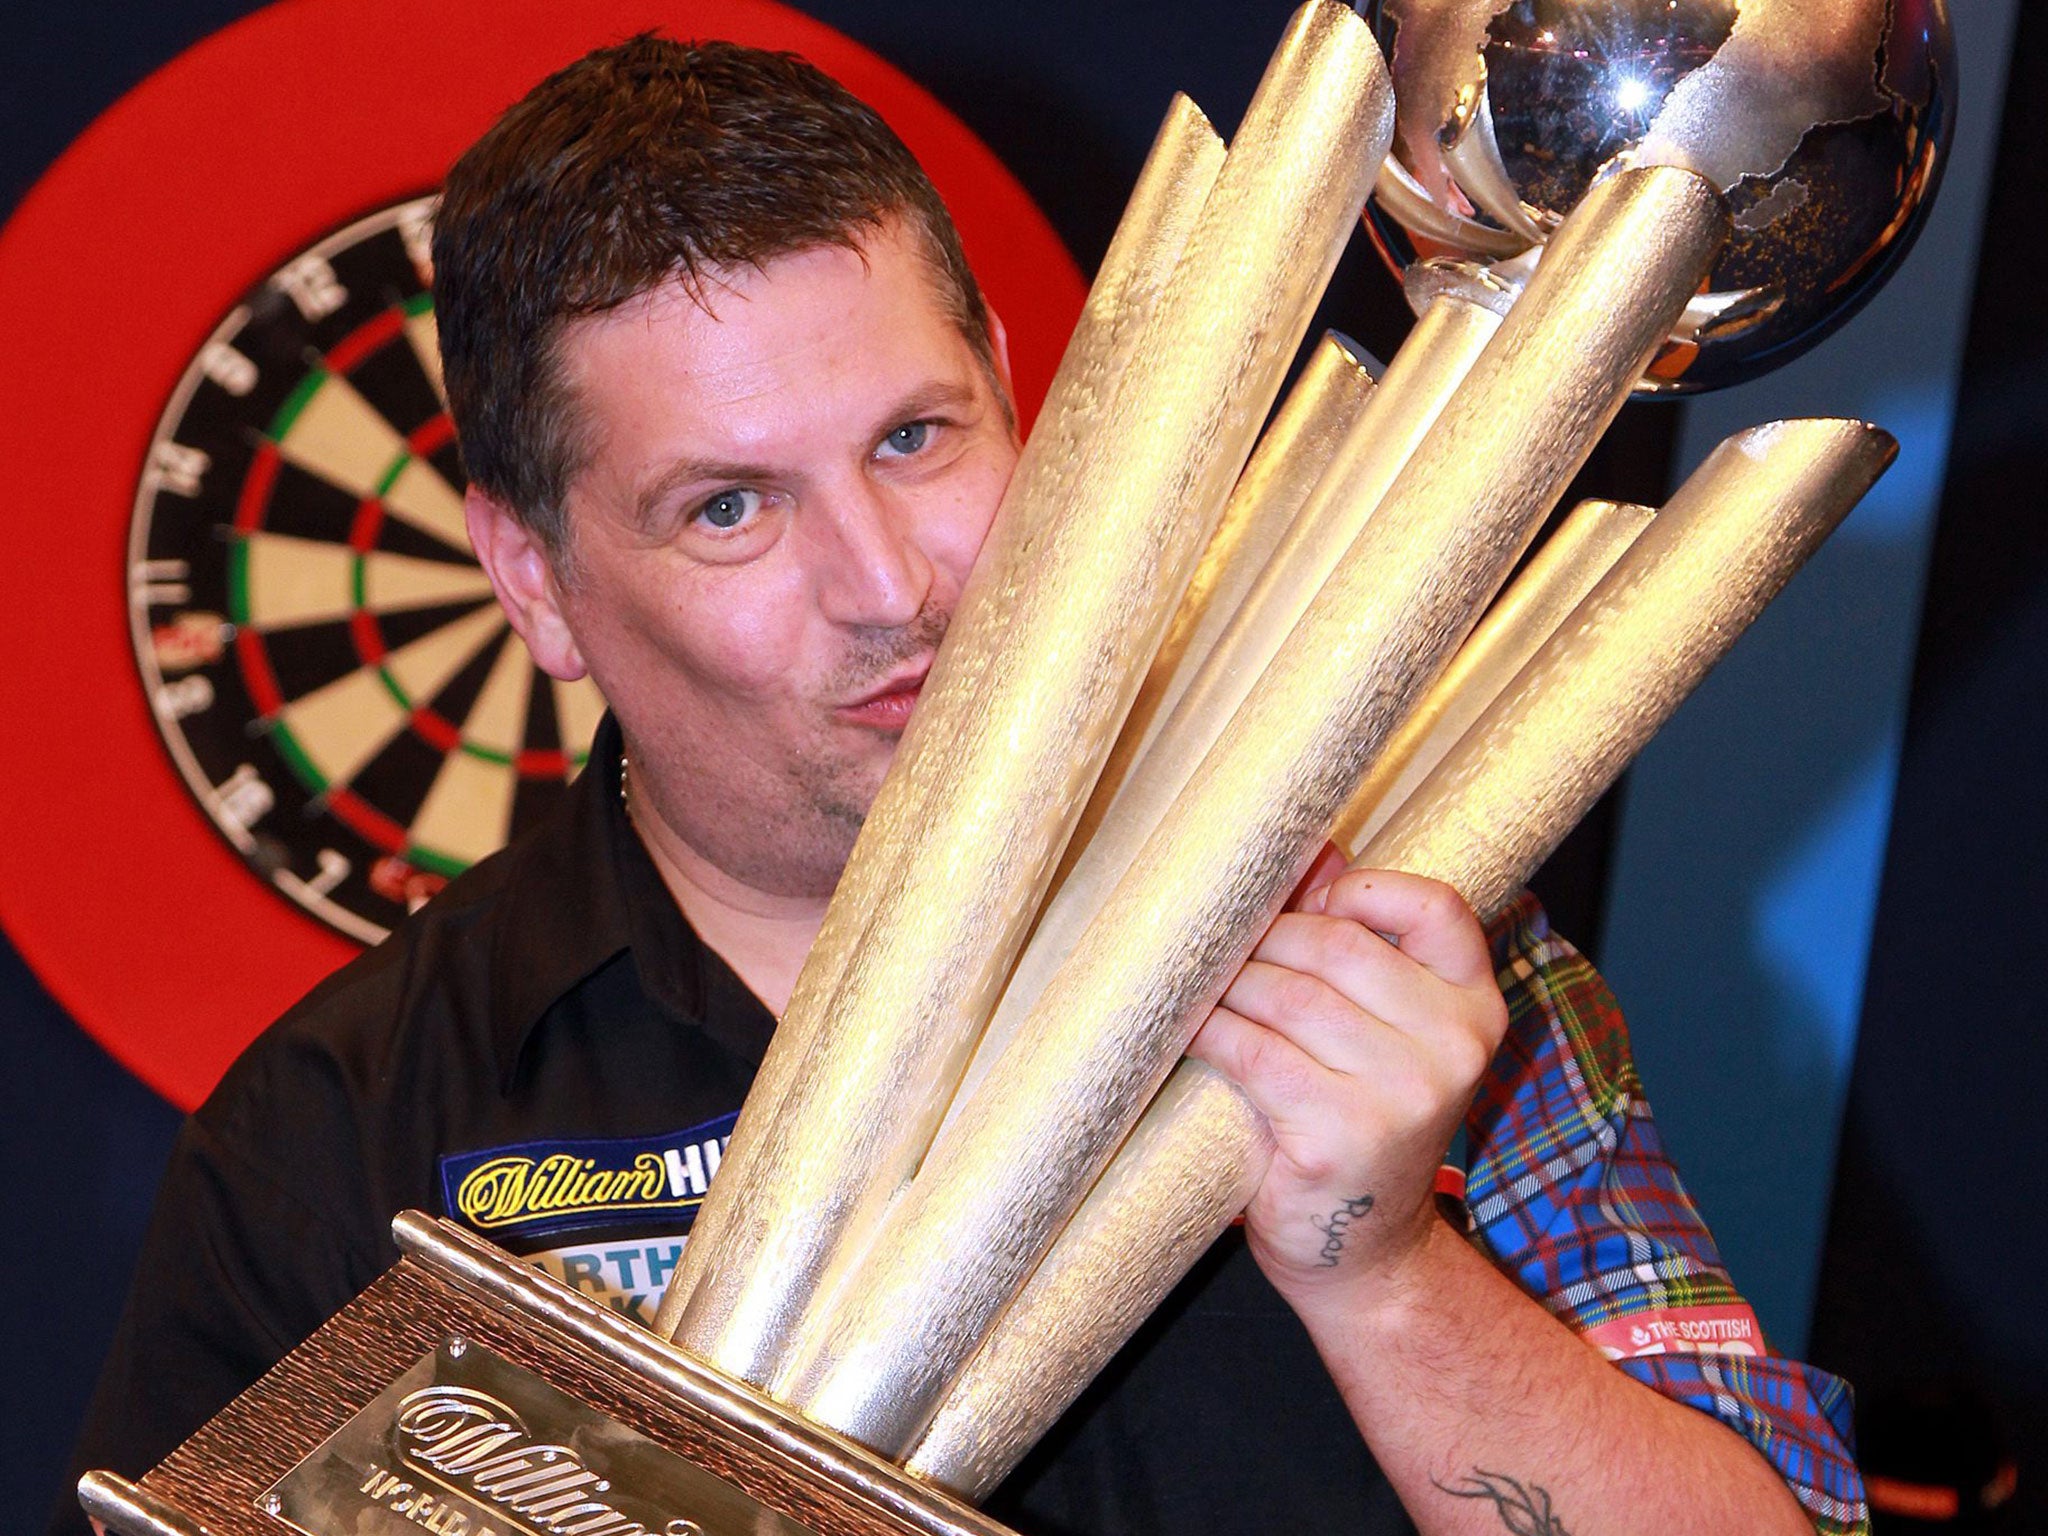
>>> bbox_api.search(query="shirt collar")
[487,712,776,1091]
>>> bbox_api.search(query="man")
[59,37,1863,1536]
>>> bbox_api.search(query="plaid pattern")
[1464,893,1868,1535]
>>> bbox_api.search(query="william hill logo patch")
[438,1112,737,1243]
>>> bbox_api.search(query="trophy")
[81,1,1953,1531]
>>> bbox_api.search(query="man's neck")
[622,763,830,1018]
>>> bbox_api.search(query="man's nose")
[815,481,936,629]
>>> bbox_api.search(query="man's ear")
[464,488,588,682]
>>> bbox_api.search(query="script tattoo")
[1308,1193,1374,1266]
[1432,1469,1573,1535]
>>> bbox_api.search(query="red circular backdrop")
[0,0,1085,1111]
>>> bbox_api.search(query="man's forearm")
[1284,1215,1814,1536]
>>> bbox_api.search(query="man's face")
[511,220,1018,898]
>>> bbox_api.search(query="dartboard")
[126,196,605,943]
[0,0,1083,1111]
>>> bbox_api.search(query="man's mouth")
[838,663,930,731]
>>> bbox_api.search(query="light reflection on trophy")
[82,3,1953,1533]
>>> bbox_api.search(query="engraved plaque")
[266,1337,810,1536]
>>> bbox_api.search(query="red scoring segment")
[321,304,405,375]
[0,0,1084,1111]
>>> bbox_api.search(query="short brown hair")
[433,35,995,561]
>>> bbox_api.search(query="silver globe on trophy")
[1363,0,1954,391]
[82,4,1955,1535]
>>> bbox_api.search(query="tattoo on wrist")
[1432,1469,1572,1535]
[1308,1193,1374,1267]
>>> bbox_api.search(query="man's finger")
[1218,955,1409,1078]
[1292,839,1352,913]
[1246,911,1447,1039]
[1187,1004,1360,1147]
[1309,868,1495,988]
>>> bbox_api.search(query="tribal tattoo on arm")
[1431,1470,1574,1535]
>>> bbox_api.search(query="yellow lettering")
[455,1149,683,1228]
[455,1158,536,1228]
[629,1153,666,1200]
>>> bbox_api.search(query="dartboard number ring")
[128,196,605,945]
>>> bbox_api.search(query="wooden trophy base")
[81,1213,1022,1536]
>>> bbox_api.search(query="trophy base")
[81,1213,1020,1536]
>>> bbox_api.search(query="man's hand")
[1187,862,1508,1304]
[1192,862,1817,1536]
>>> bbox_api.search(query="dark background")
[4,1,2042,1529]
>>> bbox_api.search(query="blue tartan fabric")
[1466,893,1868,1535]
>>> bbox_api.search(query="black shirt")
[55,715,1411,1536]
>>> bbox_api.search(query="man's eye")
[879,420,932,457]
[696,488,762,530]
